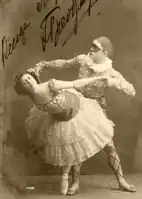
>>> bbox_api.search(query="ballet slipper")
[119,179,136,192]
[60,174,69,195]
[67,180,79,195]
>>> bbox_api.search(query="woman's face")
[21,73,37,91]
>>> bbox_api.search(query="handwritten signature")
[1,0,100,67]
[40,0,99,51]
[36,0,58,12]
[1,22,31,68]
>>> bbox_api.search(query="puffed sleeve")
[108,69,136,96]
[36,56,80,71]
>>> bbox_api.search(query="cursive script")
[40,0,99,51]
[63,0,100,46]
[36,0,58,12]
[1,22,31,68]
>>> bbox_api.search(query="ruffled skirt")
[25,90,114,166]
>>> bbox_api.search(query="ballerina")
[14,69,114,195]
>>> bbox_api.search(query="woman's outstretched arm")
[50,76,108,90]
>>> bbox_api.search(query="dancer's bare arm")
[48,76,108,90]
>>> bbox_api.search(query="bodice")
[36,80,80,121]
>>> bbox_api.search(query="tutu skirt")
[25,92,114,166]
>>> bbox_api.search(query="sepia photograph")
[0,0,142,198]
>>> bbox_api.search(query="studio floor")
[1,174,142,199]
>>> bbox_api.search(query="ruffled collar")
[87,56,113,73]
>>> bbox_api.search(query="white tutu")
[25,93,114,166]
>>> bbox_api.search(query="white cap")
[92,40,103,51]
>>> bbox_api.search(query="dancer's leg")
[67,163,81,195]
[60,165,71,195]
[104,140,136,192]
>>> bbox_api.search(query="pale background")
[1,0,142,179]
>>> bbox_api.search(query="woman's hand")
[35,61,49,73]
[26,67,40,77]
[26,68,35,73]
[26,61,49,77]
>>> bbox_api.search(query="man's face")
[89,40,106,62]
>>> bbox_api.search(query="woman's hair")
[95,36,113,57]
[13,70,40,95]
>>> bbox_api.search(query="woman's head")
[14,71,40,95]
[89,36,113,62]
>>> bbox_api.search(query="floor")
[1,174,142,199]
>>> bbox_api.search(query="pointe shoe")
[60,174,69,195]
[119,180,136,192]
[67,181,79,195]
